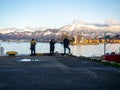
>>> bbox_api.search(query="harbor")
[0,0,120,89]
[0,55,120,90]
[1,42,120,57]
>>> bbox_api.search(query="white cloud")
[105,19,120,25]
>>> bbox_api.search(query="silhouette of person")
[30,39,36,56]
[49,39,55,55]
[63,37,71,54]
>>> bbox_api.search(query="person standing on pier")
[49,39,55,55]
[30,39,36,56]
[63,37,71,55]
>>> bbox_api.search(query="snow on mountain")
[55,32,61,36]
[0,28,16,34]
[43,31,52,36]
[0,27,47,34]
[22,27,48,32]
[0,19,120,35]
[22,27,34,32]
[60,19,120,33]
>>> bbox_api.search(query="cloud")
[71,19,87,25]
[105,19,120,25]
[88,23,109,27]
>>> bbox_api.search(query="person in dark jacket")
[30,39,36,56]
[63,37,71,54]
[49,39,55,55]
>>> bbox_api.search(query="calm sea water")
[0,42,120,57]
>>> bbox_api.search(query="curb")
[79,56,120,68]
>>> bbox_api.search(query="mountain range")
[0,20,120,41]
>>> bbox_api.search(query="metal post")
[104,32,106,55]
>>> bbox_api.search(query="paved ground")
[0,56,120,90]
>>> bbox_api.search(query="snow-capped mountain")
[60,19,120,33]
[0,28,16,34]
[0,19,120,41]
[0,27,48,34]
[0,19,120,34]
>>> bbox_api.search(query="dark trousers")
[50,48,54,56]
[31,49,36,55]
[64,47,71,54]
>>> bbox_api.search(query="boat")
[102,32,120,63]
[102,54,120,63]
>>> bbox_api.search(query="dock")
[0,56,120,90]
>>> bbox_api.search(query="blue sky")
[0,0,120,29]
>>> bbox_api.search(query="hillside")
[0,20,120,41]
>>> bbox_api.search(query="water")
[0,42,120,57]
[17,59,46,62]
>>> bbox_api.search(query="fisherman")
[30,39,36,56]
[63,37,71,55]
[49,39,55,55]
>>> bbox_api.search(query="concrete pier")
[0,56,120,90]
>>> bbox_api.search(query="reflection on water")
[0,42,120,57]
[18,59,46,62]
[72,45,84,56]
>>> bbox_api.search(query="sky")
[0,0,120,29]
